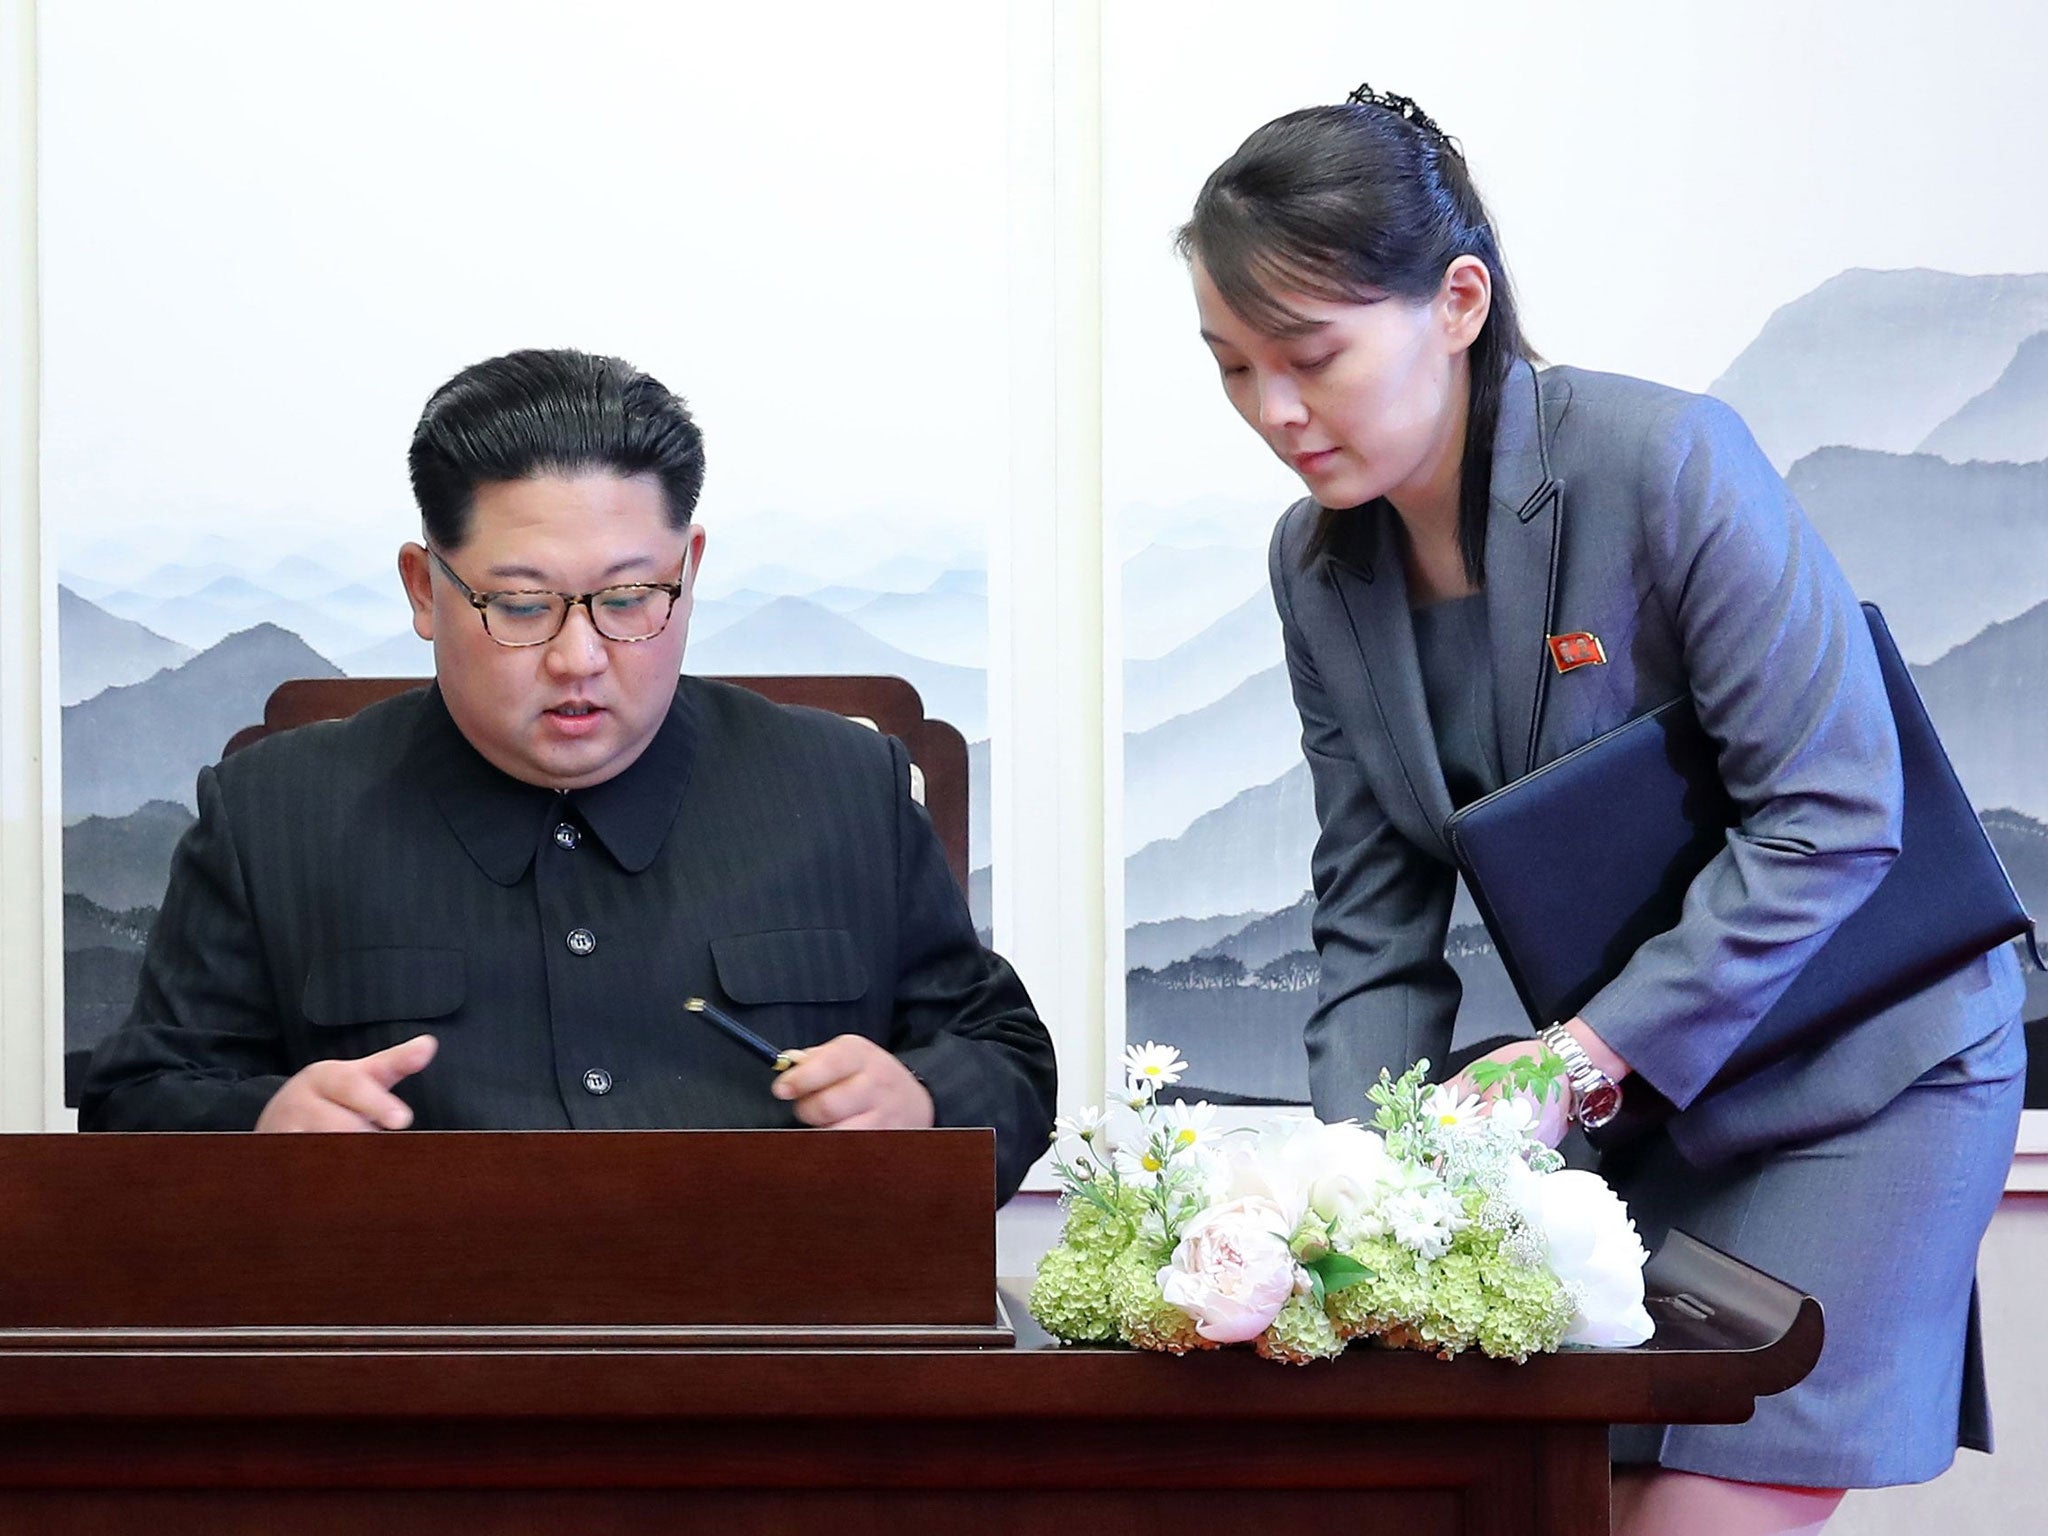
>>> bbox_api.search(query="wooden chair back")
[223,675,971,893]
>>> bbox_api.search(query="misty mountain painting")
[1122,268,2048,1110]
[56,550,990,1105]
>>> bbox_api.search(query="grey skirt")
[1606,1009,2026,1488]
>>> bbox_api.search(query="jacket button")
[566,927,596,956]
[553,823,580,850]
[583,1068,612,1096]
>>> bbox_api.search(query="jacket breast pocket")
[710,928,870,1008]
[302,946,467,1030]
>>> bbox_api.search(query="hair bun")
[1344,83,1453,147]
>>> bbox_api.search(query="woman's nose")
[1258,374,1307,430]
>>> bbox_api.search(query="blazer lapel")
[1483,361,1570,781]
[1322,509,1457,852]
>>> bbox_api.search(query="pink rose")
[1157,1196,1300,1343]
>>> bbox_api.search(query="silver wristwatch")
[1537,1022,1624,1130]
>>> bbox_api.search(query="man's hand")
[254,1034,439,1132]
[771,1035,935,1130]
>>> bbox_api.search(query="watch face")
[1577,1081,1624,1129]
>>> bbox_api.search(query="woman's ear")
[1440,255,1493,353]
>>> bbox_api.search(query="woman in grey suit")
[1179,88,2026,1536]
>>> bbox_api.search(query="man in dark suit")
[78,348,1056,1202]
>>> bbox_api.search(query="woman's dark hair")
[408,348,706,550]
[1177,91,1532,583]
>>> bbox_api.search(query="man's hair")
[407,349,707,549]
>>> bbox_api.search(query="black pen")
[683,996,805,1073]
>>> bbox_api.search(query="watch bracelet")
[1537,1022,1606,1125]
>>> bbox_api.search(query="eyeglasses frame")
[426,544,690,648]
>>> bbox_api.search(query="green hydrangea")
[1057,1182,1146,1257]
[1320,1221,1576,1361]
[1107,1242,1210,1355]
[1256,1290,1346,1365]
[1471,1230,1573,1362]
[1326,1235,1432,1343]
[1029,1239,1120,1343]
[1415,1245,1487,1356]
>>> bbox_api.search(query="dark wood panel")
[1534,1424,1612,1536]
[0,1416,1518,1486]
[0,1418,1562,1535]
[0,1130,996,1332]
[0,1489,1469,1536]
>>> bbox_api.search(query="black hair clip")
[1345,82,1453,147]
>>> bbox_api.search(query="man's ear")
[1439,255,1493,354]
[398,543,435,641]
[681,522,708,598]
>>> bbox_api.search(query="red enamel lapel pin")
[1547,632,1607,673]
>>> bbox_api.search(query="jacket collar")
[1316,359,1573,845]
[1323,515,1456,849]
[414,683,698,885]
[1483,359,1571,780]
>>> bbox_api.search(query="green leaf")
[1467,1051,1570,1102]
[1308,1252,1373,1297]
[1308,1267,1326,1308]
[1467,1059,1512,1092]
[1524,1050,1569,1098]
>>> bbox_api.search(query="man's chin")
[496,729,621,792]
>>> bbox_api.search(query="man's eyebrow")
[482,556,662,585]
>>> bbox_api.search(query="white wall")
[0,0,55,1131]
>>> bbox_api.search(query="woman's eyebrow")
[1200,318,1332,346]
[1269,316,1333,342]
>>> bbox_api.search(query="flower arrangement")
[1029,1043,1653,1364]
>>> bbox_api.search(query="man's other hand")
[254,1035,439,1132]
[771,1035,935,1130]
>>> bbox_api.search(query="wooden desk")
[0,1134,1818,1534]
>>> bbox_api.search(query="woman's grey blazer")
[1269,359,2023,1166]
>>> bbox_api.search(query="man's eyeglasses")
[427,546,688,648]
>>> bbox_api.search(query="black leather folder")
[1444,604,2039,1123]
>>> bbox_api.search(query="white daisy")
[1112,1145,1162,1189]
[1423,1083,1485,1134]
[1053,1104,1109,1148]
[1162,1098,1217,1156]
[1123,1041,1189,1095]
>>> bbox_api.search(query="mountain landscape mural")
[56,550,992,1102]
[1122,266,2048,1109]
[53,264,2048,1113]
[1707,269,2048,470]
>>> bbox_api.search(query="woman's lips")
[1293,447,1339,473]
